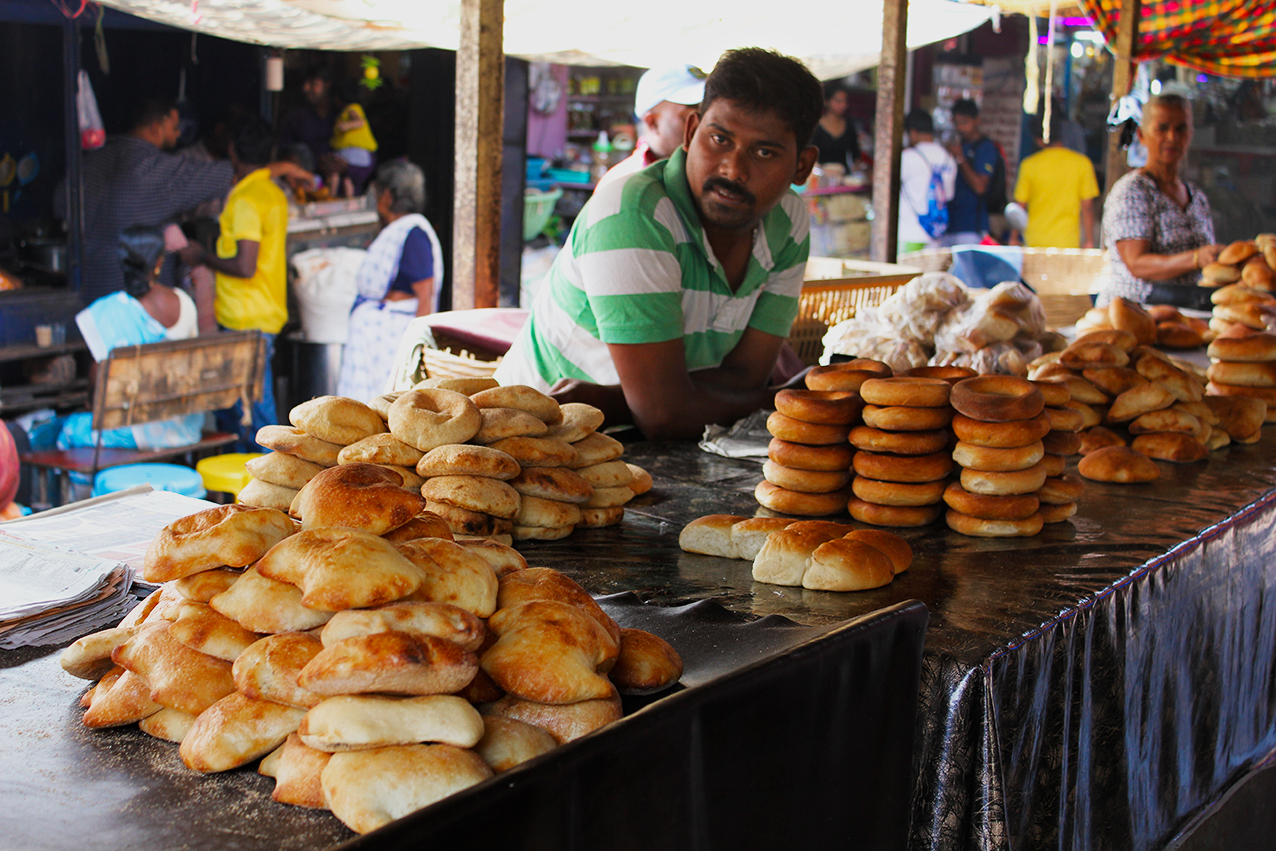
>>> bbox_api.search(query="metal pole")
[871,0,908,263]
[62,15,83,296]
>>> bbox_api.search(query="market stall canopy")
[1079,0,1276,77]
[93,0,993,78]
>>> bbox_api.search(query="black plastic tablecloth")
[573,433,1276,851]
[0,589,927,851]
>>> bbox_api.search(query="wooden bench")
[19,330,266,508]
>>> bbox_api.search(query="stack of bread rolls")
[757,362,874,517]
[1032,379,1086,523]
[1199,238,1276,292]
[60,501,682,836]
[1076,295,1211,351]
[1206,332,1276,428]
[848,376,954,528]
[944,374,1047,537]
[679,514,910,592]
[1209,282,1276,339]
[239,378,652,544]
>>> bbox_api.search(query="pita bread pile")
[240,379,653,542]
[60,498,683,835]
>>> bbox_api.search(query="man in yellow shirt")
[1013,112,1099,248]
[180,116,289,450]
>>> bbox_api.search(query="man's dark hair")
[130,98,178,131]
[701,48,823,147]
[904,108,935,135]
[822,80,848,103]
[952,98,979,119]
[231,116,275,166]
[304,62,334,86]
[1033,110,1063,143]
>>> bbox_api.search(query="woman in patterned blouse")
[1099,94,1224,307]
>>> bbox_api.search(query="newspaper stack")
[0,486,218,649]
[0,530,134,650]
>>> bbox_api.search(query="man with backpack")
[897,108,957,254]
[942,98,1004,246]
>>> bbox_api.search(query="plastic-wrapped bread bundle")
[846,376,954,527]
[944,375,1047,537]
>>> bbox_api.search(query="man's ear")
[792,145,818,187]
[682,111,701,152]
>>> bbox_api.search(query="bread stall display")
[59,501,684,836]
[239,377,651,543]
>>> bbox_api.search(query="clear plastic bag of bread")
[933,281,1046,354]
[821,306,922,360]
[928,342,1028,376]
[875,272,971,348]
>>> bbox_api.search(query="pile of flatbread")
[60,501,683,835]
[239,377,652,543]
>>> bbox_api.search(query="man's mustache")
[702,176,756,206]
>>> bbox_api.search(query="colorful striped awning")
[1079,0,1276,77]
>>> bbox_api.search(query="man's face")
[1137,103,1192,168]
[160,109,181,149]
[644,100,697,159]
[303,77,328,106]
[684,99,813,233]
[953,114,978,141]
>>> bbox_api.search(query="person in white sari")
[336,160,444,403]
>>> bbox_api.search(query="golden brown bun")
[485,690,622,744]
[1219,240,1260,266]
[474,716,559,774]
[730,517,794,561]
[766,411,852,445]
[542,402,606,443]
[167,600,262,662]
[848,426,950,455]
[1128,408,1203,436]
[1059,341,1130,370]
[397,537,500,618]
[625,463,653,494]
[802,538,894,591]
[255,425,342,466]
[951,412,1051,448]
[1203,395,1266,440]
[138,707,197,744]
[858,377,951,408]
[1106,382,1176,422]
[1076,446,1160,483]
[844,529,913,574]
[470,385,563,424]
[1156,321,1204,349]
[1201,262,1242,285]
[61,626,135,680]
[577,506,625,527]
[290,396,388,446]
[179,692,306,774]
[1207,332,1276,362]
[959,461,1049,495]
[764,460,851,494]
[423,500,512,538]
[852,450,953,483]
[860,404,954,431]
[336,433,425,467]
[754,480,851,516]
[233,632,326,708]
[291,463,425,534]
[567,431,625,466]
[470,406,550,444]
[1041,430,1083,456]
[851,476,946,507]
[487,435,579,467]
[246,452,326,490]
[952,440,1044,473]
[847,499,942,528]
[1038,474,1085,504]
[1207,360,1276,388]
[945,509,1043,537]
[942,481,1039,521]
[82,668,161,728]
[208,565,333,634]
[143,504,297,583]
[750,525,843,586]
[1129,432,1209,463]
[112,621,235,715]
[420,475,521,519]
[1073,329,1138,353]
[770,437,856,471]
[173,568,242,603]
[609,627,683,694]
[321,743,493,835]
[266,733,332,808]
[381,511,455,544]
[773,388,864,424]
[481,600,618,704]
[298,632,478,696]
[388,389,483,451]
[950,375,1046,422]
[574,459,633,489]
[257,527,425,612]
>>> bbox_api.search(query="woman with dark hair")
[811,82,861,172]
[58,226,202,454]
[335,160,444,403]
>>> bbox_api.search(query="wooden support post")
[871,0,908,264]
[452,0,504,310]
[1104,0,1140,200]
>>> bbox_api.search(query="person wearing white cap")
[594,64,706,191]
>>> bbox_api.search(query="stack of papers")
[0,531,134,650]
[0,486,218,649]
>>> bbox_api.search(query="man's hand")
[177,243,206,267]
[548,378,631,425]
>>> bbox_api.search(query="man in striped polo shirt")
[496,48,822,440]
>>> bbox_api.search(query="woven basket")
[788,258,921,365]
[420,329,502,380]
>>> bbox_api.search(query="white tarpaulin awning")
[95,0,993,78]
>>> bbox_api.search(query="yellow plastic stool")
[196,453,264,500]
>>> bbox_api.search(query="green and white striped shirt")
[495,147,809,391]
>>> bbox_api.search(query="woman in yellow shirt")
[329,79,378,195]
